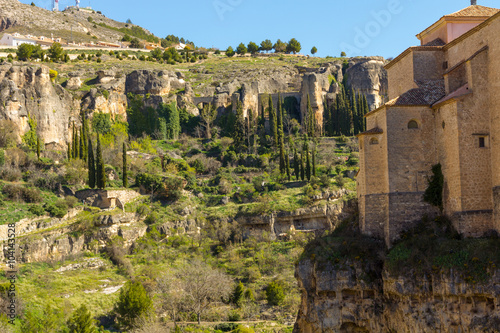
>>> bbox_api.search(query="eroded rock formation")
[294,259,500,332]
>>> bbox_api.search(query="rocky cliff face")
[0,57,387,150]
[294,259,500,332]
[345,57,388,110]
[0,64,78,148]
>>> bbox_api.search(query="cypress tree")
[233,101,246,152]
[122,142,128,188]
[306,94,314,137]
[304,138,311,181]
[36,136,41,160]
[67,143,71,161]
[285,151,291,181]
[278,94,286,173]
[269,95,278,147]
[96,134,106,189]
[300,151,305,181]
[312,143,317,177]
[78,128,85,160]
[293,148,300,180]
[88,138,95,189]
[72,122,77,159]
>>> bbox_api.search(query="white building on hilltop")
[0,33,37,47]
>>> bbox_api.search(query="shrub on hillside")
[2,184,23,201]
[29,204,45,216]
[266,281,285,306]
[21,187,42,203]
[44,199,68,218]
[0,167,22,182]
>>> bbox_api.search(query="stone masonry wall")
[387,52,416,100]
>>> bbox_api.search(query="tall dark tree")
[233,101,246,152]
[123,142,128,188]
[285,151,291,181]
[300,151,305,181]
[79,128,84,160]
[88,138,96,189]
[306,94,315,137]
[293,148,300,180]
[67,144,71,161]
[96,135,106,189]
[268,95,278,147]
[277,93,286,173]
[72,122,77,159]
[304,137,311,181]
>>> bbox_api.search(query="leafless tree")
[154,273,185,328]
[177,260,232,324]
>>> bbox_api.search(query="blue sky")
[20,0,499,58]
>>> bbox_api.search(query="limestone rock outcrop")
[125,70,185,96]
[345,57,388,110]
[294,259,500,332]
[0,64,78,148]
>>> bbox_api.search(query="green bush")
[45,199,68,218]
[228,310,241,322]
[214,323,238,332]
[266,281,285,306]
[114,281,153,330]
[29,204,45,216]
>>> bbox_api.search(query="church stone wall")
[387,53,416,100]
[413,50,445,82]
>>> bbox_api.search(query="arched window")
[408,120,419,129]
[369,138,379,145]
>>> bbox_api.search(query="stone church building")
[357,2,500,246]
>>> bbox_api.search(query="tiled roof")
[390,80,445,106]
[446,5,499,17]
[357,127,383,136]
[423,38,446,47]
[433,84,471,106]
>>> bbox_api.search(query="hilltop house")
[0,33,37,47]
[357,3,500,246]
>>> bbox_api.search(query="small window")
[408,120,419,129]
[479,137,485,148]
[369,138,379,145]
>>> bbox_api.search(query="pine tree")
[293,148,300,180]
[96,135,106,189]
[67,304,98,333]
[36,136,41,160]
[88,138,95,189]
[122,142,128,188]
